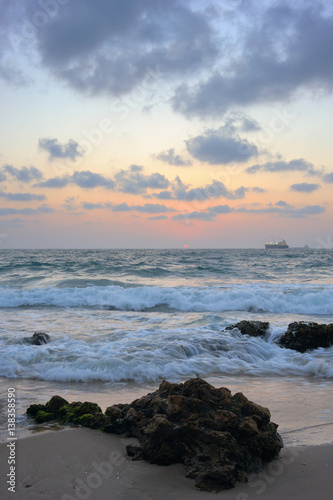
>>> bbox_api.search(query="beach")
[1,427,332,500]
[0,248,332,498]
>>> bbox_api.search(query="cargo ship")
[265,239,289,249]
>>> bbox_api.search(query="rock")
[35,410,54,424]
[226,320,270,337]
[26,397,106,429]
[26,379,283,492]
[104,378,283,491]
[23,331,51,345]
[278,322,333,352]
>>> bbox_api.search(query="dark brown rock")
[226,321,270,337]
[104,378,283,491]
[278,322,333,352]
[26,379,283,492]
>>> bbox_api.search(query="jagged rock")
[226,320,270,337]
[23,331,51,345]
[104,378,283,492]
[26,379,283,491]
[278,322,333,352]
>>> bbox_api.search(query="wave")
[1,328,332,383]
[0,283,332,315]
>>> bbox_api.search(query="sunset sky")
[0,0,332,248]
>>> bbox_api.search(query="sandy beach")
[1,427,332,500]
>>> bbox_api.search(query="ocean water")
[0,248,332,445]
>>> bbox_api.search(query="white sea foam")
[1,327,332,383]
[0,283,332,314]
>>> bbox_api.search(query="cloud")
[172,4,333,118]
[186,127,258,165]
[246,158,321,175]
[38,137,83,161]
[82,202,105,210]
[322,172,333,183]
[36,177,70,189]
[27,0,218,98]
[237,204,325,218]
[0,190,46,201]
[155,148,192,166]
[0,205,55,216]
[2,165,43,183]
[290,182,321,193]
[83,201,174,214]
[173,201,325,221]
[252,187,266,193]
[72,171,115,189]
[36,170,115,189]
[114,165,170,194]
[148,215,168,220]
[174,177,248,201]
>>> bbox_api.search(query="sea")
[0,248,332,446]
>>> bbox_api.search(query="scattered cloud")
[72,171,115,189]
[0,205,55,216]
[0,190,46,201]
[173,201,325,221]
[155,148,192,166]
[82,201,174,214]
[290,182,321,193]
[36,177,70,189]
[148,215,168,220]
[38,137,83,161]
[114,165,170,194]
[246,158,322,175]
[186,127,258,165]
[172,4,333,118]
[322,172,333,183]
[26,0,218,98]
[1,165,43,183]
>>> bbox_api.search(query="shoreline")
[0,428,332,500]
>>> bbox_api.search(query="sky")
[0,0,332,249]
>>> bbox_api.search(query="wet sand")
[1,427,332,500]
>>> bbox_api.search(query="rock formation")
[278,321,333,352]
[27,378,283,492]
[23,331,51,345]
[226,320,270,337]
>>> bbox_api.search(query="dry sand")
[1,427,332,500]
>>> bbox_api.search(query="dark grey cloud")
[0,205,55,216]
[290,182,321,193]
[2,164,43,183]
[27,0,217,97]
[0,190,46,201]
[186,127,258,165]
[252,187,266,193]
[114,165,170,194]
[322,172,333,183]
[172,4,333,118]
[38,137,83,161]
[155,148,192,166]
[246,158,321,175]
